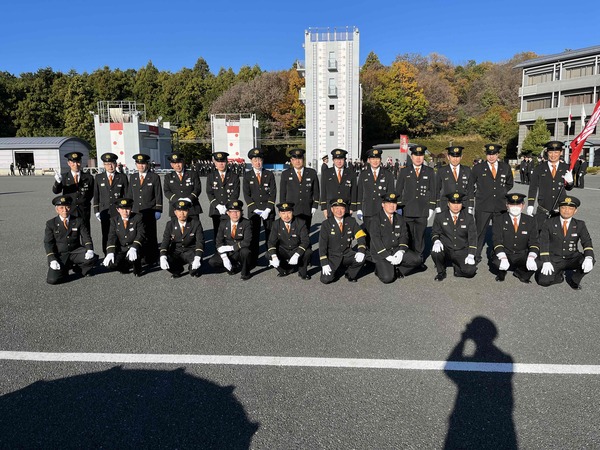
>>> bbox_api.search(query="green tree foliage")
[0,71,19,137]
[521,117,551,155]
[63,74,95,149]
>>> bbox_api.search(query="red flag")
[570,99,600,170]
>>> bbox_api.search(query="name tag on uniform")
[292,234,297,237]
[461,225,467,228]
[72,228,78,231]
[100,183,106,187]
[423,176,428,179]
[306,178,311,181]
[572,233,578,237]
[500,174,506,178]
[395,225,400,229]
[443,222,448,225]
[169,180,174,183]
[249,181,254,184]
[521,231,527,234]
[190,233,195,237]
[289,177,293,180]
[148,183,153,185]
[331,231,336,235]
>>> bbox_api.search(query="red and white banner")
[227,125,240,157]
[399,135,409,154]
[570,99,600,170]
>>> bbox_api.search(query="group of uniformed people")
[44,141,595,289]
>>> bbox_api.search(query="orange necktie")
[180,222,185,234]
[231,223,237,238]
[123,219,128,229]
[140,175,145,185]
[551,164,557,178]
[220,173,225,183]
[373,170,378,182]
[513,217,518,233]
[563,220,568,237]
[337,169,342,183]
[297,170,302,182]
[256,172,261,184]
[108,174,113,186]
[338,221,343,233]
[453,166,458,181]
[63,218,68,229]
[491,164,497,179]
[415,167,420,177]
[389,214,394,224]
[453,215,457,225]
[285,223,291,233]
[74,173,79,185]
[178,173,183,182]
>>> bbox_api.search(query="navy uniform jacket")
[106,213,145,253]
[431,210,477,253]
[356,167,395,216]
[436,165,474,211]
[160,218,205,256]
[128,171,163,213]
[93,172,129,215]
[539,216,594,263]
[52,171,94,218]
[243,169,277,215]
[368,210,410,261]
[206,169,240,217]
[527,161,573,212]
[267,218,310,257]
[44,216,93,263]
[279,167,320,216]
[215,217,252,251]
[319,216,367,268]
[492,213,539,257]
[469,162,514,213]
[164,170,203,217]
[320,167,357,211]
[396,165,436,217]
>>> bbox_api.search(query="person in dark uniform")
[128,153,163,266]
[574,155,588,188]
[436,146,474,215]
[101,197,145,276]
[267,202,313,280]
[9,162,15,176]
[396,144,437,257]
[93,152,129,256]
[44,195,96,284]
[279,148,320,232]
[319,199,367,284]
[321,155,329,174]
[537,196,594,290]
[52,151,94,232]
[206,151,240,235]
[491,193,540,283]
[469,143,514,262]
[159,199,205,278]
[320,148,357,218]
[243,148,277,268]
[163,152,202,220]
[355,148,395,233]
[430,193,478,281]
[527,141,574,231]
[209,200,253,280]
[526,154,535,185]
[369,193,422,284]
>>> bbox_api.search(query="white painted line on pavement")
[1,351,600,374]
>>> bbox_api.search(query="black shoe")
[567,278,582,290]
[299,273,311,280]
[344,273,357,282]
[434,272,446,281]
[495,271,506,282]
[171,273,181,279]
[241,274,251,281]
[512,272,530,284]
[133,272,142,277]
[277,269,290,278]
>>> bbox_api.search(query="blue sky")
[2,0,599,76]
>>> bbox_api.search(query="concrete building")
[299,26,362,172]
[211,114,260,160]
[515,46,600,165]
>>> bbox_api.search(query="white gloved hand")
[467,207,474,215]
[288,253,300,265]
[221,255,233,272]
[354,252,365,263]
[499,257,510,271]
[385,255,395,264]
[160,255,169,270]
[435,207,442,214]
[356,210,363,221]
[311,207,317,215]
[216,204,227,215]
[393,250,405,264]
[95,212,101,221]
[465,255,476,265]
[270,256,280,268]
[432,240,444,253]
[582,256,594,273]
[526,255,538,271]
[54,172,62,183]
[126,247,138,262]
[254,209,263,216]
[85,250,94,260]
[102,253,114,267]
[261,208,271,220]
[154,212,161,220]
[322,264,332,276]
[178,197,192,203]
[541,262,554,276]
[526,206,534,216]
[562,170,574,184]
[50,260,61,270]
[217,245,235,254]
[191,256,202,270]
[428,209,435,220]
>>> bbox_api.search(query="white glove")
[178,197,192,203]
[288,253,300,265]
[261,208,271,220]
[428,209,435,220]
[356,210,363,221]
[311,207,317,215]
[393,250,405,264]
[526,206,534,216]
[221,255,233,272]
[354,252,365,263]
[95,212,101,221]
[435,207,442,214]
[467,207,474,215]
[254,209,263,216]
[160,255,169,270]
[322,264,332,276]
[50,260,61,270]
[126,247,138,262]
[562,170,574,184]
[526,255,538,271]
[385,255,395,264]
[498,256,510,271]
[154,212,161,220]
[217,245,235,254]
[84,250,94,260]
[432,240,444,253]
[541,262,554,276]
[102,253,114,267]
[582,256,594,273]
[216,204,227,215]
[465,255,476,265]
[54,172,62,183]
[191,256,202,270]
[270,256,280,268]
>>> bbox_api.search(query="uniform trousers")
[404,216,428,256]
[536,254,589,287]
[166,249,201,277]
[273,247,313,278]
[431,248,477,278]
[141,210,159,265]
[320,254,364,284]
[374,249,422,284]
[107,250,143,275]
[209,248,252,277]
[249,214,273,267]
[46,248,96,285]
[491,252,535,282]
[98,210,111,256]
[475,210,502,259]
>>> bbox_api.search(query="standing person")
[469,144,514,262]
[243,148,277,268]
[537,196,594,289]
[574,155,588,188]
[435,146,474,215]
[279,148,320,232]
[396,144,437,258]
[267,202,313,280]
[526,141,574,231]
[44,196,96,284]
[492,193,540,283]
[93,152,129,256]
[319,199,367,284]
[320,148,357,218]
[9,162,15,176]
[430,193,478,281]
[128,153,163,266]
[102,198,145,277]
[52,151,94,232]
[163,152,202,220]
[206,151,240,235]
[321,155,329,174]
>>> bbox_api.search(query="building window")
[526,96,552,111]
[329,105,335,110]
[564,92,594,106]
[329,131,335,136]
[565,64,595,79]
[564,122,575,135]
[546,122,555,136]
[527,71,552,85]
